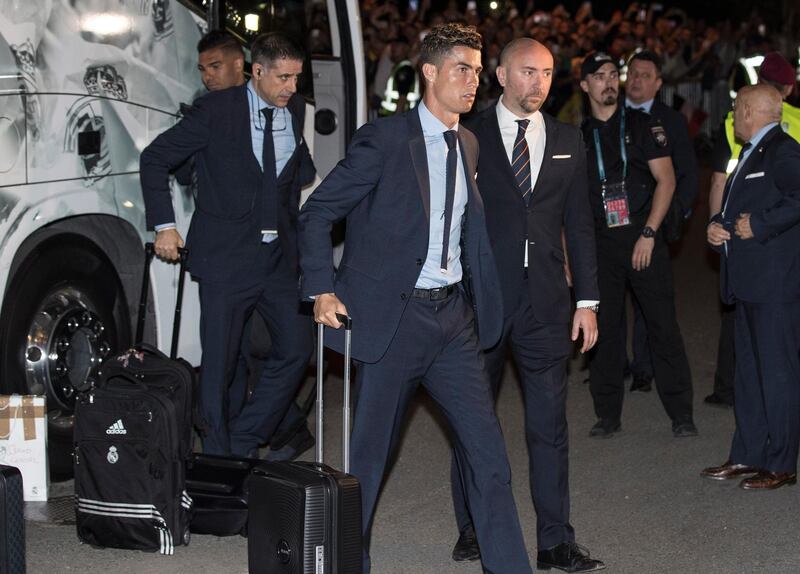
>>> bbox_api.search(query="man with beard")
[299,23,532,574]
[449,38,604,573]
[579,52,696,439]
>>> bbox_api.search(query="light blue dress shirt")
[625,97,654,114]
[414,101,467,289]
[247,80,296,177]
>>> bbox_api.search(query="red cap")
[759,52,796,87]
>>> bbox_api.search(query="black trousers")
[350,288,531,574]
[450,280,574,550]
[228,311,309,446]
[198,240,314,455]
[729,302,800,473]
[589,225,693,422]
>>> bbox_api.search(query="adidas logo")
[106,419,127,435]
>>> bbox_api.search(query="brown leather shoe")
[701,460,760,480]
[739,471,797,490]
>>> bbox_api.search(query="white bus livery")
[0,0,365,476]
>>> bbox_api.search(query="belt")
[411,283,459,301]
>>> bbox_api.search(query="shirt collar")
[747,122,779,150]
[496,96,543,130]
[625,97,654,114]
[418,100,458,137]
[247,79,274,113]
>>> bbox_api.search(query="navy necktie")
[441,130,458,272]
[260,107,278,233]
[512,119,532,205]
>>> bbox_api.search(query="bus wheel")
[0,243,130,480]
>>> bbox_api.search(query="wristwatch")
[641,226,656,238]
[585,303,600,313]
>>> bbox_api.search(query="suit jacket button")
[416,258,423,266]
[400,293,407,300]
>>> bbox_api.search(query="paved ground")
[24,170,800,572]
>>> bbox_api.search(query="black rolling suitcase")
[0,465,25,574]
[73,243,195,554]
[248,315,362,574]
[186,453,260,536]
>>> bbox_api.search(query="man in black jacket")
[140,33,316,457]
[622,50,699,392]
[450,38,604,573]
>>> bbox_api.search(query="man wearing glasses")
[140,32,316,457]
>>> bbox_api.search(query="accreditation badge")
[602,181,631,228]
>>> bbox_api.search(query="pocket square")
[744,171,765,179]
[552,154,572,159]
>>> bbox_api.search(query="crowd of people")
[363,0,799,133]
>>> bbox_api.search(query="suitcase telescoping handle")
[136,242,189,360]
[316,313,353,473]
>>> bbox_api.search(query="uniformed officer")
[379,37,420,116]
[579,52,696,438]
[622,50,700,393]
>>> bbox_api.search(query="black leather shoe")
[265,425,315,462]
[537,542,605,572]
[672,415,698,438]
[703,393,733,408]
[589,419,620,438]
[451,525,480,562]
[629,375,652,392]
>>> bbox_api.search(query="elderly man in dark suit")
[449,38,604,573]
[622,50,699,392]
[299,23,532,574]
[703,84,800,490]
[140,33,316,457]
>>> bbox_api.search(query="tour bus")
[0,0,365,476]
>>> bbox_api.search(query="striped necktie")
[512,119,532,205]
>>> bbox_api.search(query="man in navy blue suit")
[703,84,800,490]
[298,23,532,574]
[449,38,604,573]
[140,33,316,457]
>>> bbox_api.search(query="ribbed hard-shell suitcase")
[247,315,362,574]
[0,464,25,574]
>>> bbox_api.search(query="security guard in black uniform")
[579,52,697,438]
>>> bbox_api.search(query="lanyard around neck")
[593,107,627,183]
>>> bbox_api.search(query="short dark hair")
[419,23,482,67]
[250,33,306,68]
[628,50,663,76]
[197,30,244,58]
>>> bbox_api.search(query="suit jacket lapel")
[723,125,781,214]
[237,85,265,178]
[407,109,431,220]
[532,114,558,199]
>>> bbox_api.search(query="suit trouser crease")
[451,283,574,549]
[590,229,692,422]
[198,241,313,455]
[350,290,532,574]
[729,301,800,473]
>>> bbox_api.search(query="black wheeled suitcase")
[186,453,260,536]
[247,315,362,574]
[0,464,25,574]
[73,243,195,554]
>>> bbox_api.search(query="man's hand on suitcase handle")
[314,293,349,329]
[154,228,185,262]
